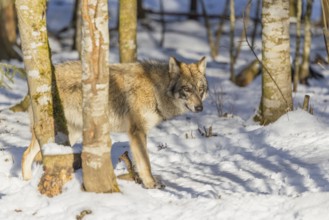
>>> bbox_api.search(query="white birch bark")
[16,0,56,146]
[299,0,313,83]
[16,0,73,197]
[81,0,119,192]
[293,0,302,92]
[261,0,293,124]
[229,0,235,81]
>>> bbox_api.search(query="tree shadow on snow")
[150,125,329,197]
[1,144,25,177]
[238,129,329,194]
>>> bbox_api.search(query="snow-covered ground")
[1,0,329,219]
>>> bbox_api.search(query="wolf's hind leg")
[128,124,163,189]
[22,129,41,180]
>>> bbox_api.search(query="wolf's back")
[52,60,170,132]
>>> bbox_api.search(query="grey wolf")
[22,56,208,189]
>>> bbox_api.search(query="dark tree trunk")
[189,0,198,20]
[0,0,21,60]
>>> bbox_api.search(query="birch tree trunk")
[81,0,119,193]
[16,0,55,150]
[321,0,329,63]
[299,0,313,84]
[251,0,261,48]
[200,0,216,60]
[320,0,329,28]
[16,0,73,197]
[0,0,21,60]
[73,0,82,56]
[293,0,302,92]
[137,0,145,19]
[214,0,229,56]
[189,0,198,20]
[261,0,293,124]
[229,0,236,82]
[289,0,296,18]
[119,0,137,63]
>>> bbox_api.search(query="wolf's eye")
[183,87,191,93]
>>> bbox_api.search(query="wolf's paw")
[142,178,165,189]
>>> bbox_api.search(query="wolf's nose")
[195,105,203,112]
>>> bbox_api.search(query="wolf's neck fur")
[137,61,187,120]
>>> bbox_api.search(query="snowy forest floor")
[1,0,329,219]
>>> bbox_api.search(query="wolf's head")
[167,56,208,113]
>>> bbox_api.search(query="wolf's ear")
[197,56,207,74]
[169,57,180,78]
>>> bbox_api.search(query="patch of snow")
[1,0,329,219]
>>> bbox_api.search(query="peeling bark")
[81,0,119,193]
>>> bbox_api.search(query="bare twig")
[117,151,141,184]
[185,131,195,139]
[157,143,168,150]
[0,63,25,89]
[198,126,217,137]
[210,87,225,117]
[76,210,92,220]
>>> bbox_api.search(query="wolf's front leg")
[128,124,163,189]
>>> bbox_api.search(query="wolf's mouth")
[185,104,193,112]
